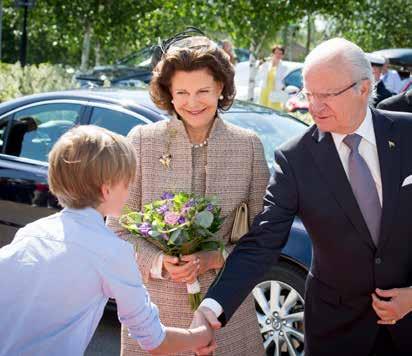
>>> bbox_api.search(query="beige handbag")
[230,202,249,243]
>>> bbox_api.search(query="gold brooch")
[159,127,177,169]
[159,153,172,168]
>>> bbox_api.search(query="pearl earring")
[171,99,174,104]
[219,95,224,100]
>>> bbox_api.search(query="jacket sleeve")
[106,125,164,284]
[205,147,298,324]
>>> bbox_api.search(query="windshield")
[222,111,307,172]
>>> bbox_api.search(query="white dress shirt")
[331,107,382,206]
[200,107,382,318]
[381,70,403,94]
[0,208,165,356]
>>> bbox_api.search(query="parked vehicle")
[285,89,309,113]
[75,45,251,89]
[0,89,311,355]
[372,48,412,68]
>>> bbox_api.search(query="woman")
[107,36,269,355]
[258,44,288,110]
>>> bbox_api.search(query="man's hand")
[190,306,221,355]
[372,287,412,325]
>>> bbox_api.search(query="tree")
[327,0,412,51]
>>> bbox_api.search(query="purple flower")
[161,192,175,200]
[162,234,169,241]
[206,203,213,211]
[164,211,180,225]
[181,206,190,216]
[138,222,152,237]
[178,216,186,224]
[156,204,169,215]
[185,198,196,208]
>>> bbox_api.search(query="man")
[193,38,412,356]
[381,57,403,94]
[367,53,394,107]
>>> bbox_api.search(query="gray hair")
[303,38,375,102]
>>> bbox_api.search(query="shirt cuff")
[222,248,229,261]
[199,298,223,318]
[150,252,165,279]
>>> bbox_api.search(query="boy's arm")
[102,242,214,354]
[150,324,213,355]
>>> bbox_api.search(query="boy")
[0,126,212,355]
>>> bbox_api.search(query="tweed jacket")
[107,116,269,355]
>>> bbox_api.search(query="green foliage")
[2,0,409,68]
[0,62,78,102]
[328,0,412,51]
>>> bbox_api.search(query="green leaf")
[194,210,214,229]
[200,241,221,251]
[168,229,181,244]
[149,230,161,238]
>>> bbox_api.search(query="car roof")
[372,48,412,67]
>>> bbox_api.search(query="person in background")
[381,57,403,94]
[258,44,289,110]
[398,68,412,92]
[367,53,394,107]
[221,39,237,65]
[0,126,213,356]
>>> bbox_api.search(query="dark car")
[75,45,251,89]
[0,89,311,355]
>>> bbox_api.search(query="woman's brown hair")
[150,36,236,113]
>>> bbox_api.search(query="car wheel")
[253,261,307,356]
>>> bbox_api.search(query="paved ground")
[85,309,121,356]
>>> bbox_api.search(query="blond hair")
[48,125,136,209]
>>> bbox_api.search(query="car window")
[222,111,307,172]
[4,103,81,162]
[284,68,303,89]
[89,107,146,136]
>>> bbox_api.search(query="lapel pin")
[388,141,395,149]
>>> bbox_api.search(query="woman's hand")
[181,251,224,278]
[163,255,200,284]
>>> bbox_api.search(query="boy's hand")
[190,307,221,355]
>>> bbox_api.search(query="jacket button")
[375,257,382,265]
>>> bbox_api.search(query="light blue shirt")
[0,208,165,356]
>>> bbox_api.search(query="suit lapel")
[372,109,401,252]
[306,128,375,250]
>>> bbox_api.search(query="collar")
[331,107,376,148]
[62,207,105,225]
[168,113,225,144]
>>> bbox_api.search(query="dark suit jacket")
[206,108,412,355]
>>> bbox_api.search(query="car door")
[0,101,84,247]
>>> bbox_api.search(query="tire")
[253,261,307,356]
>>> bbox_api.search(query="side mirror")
[284,85,300,95]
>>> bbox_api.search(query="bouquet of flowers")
[119,192,224,310]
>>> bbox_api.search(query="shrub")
[0,63,79,102]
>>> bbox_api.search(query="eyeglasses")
[302,78,368,102]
